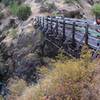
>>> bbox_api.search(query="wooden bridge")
[34,16,100,58]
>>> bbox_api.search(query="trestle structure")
[34,16,100,58]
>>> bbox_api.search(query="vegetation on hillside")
[6,47,98,100]
[10,2,31,20]
[0,0,100,99]
[92,4,100,16]
[10,3,31,20]
[16,5,31,20]
[0,0,32,20]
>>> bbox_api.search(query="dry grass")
[7,79,27,99]
[16,48,98,100]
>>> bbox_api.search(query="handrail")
[34,16,100,53]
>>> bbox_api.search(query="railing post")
[56,19,58,35]
[39,17,41,26]
[42,17,44,28]
[46,16,48,30]
[37,16,40,26]
[72,22,76,45]
[50,17,53,33]
[85,23,89,45]
[62,19,66,41]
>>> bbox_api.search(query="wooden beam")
[85,23,89,45]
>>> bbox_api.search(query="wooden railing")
[34,16,100,58]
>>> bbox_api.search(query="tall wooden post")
[50,17,53,33]
[72,22,76,46]
[46,16,48,30]
[56,19,58,36]
[37,16,39,26]
[42,17,44,28]
[45,16,49,37]
[40,17,41,26]
[85,24,89,45]
[62,19,66,41]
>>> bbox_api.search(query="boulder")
[0,17,18,33]
[1,8,11,18]
[56,4,83,18]
[39,2,57,13]
[87,0,94,5]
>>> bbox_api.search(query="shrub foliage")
[92,4,100,15]
[16,5,31,21]
[16,49,97,100]
[10,3,31,21]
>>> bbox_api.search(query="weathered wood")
[37,16,40,26]
[50,17,53,33]
[46,17,48,30]
[72,22,76,46]
[56,19,58,35]
[39,17,41,26]
[42,17,44,28]
[35,16,100,58]
[62,19,66,41]
[85,23,89,45]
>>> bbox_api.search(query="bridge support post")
[42,17,44,28]
[37,16,40,26]
[50,17,53,33]
[40,17,42,28]
[85,24,89,46]
[72,22,76,46]
[45,16,49,37]
[46,17,48,30]
[62,19,66,42]
[55,19,58,36]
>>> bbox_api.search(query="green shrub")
[10,2,19,15]
[10,3,32,21]
[16,5,31,20]
[92,4,100,16]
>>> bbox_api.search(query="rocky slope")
[0,0,100,99]
[24,0,100,18]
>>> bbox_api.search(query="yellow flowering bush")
[17,47,98,100]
